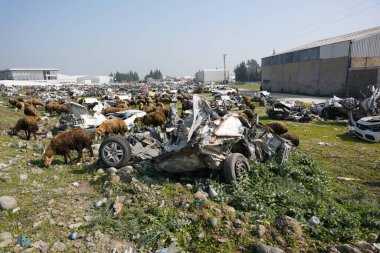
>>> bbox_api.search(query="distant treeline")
[145,69,163,80]
[111,71,140,82]
[234,59,261,82]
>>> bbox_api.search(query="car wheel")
[99,136,132,168]
[223,153,250,183]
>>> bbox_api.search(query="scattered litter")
[335,177,361,182]
[12,207,20,213]
[208,185,218,198]
[72,182,80,187]
[309,216,320,226]
[17,236,31,248]
[194,199,202,208]
[69,232,78,240]
[113,196,123,215]
[95,198,107,208]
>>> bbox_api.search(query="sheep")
[102,107,124,115]
[238,114,250,128]
[41,127,93,167]
[9,98,18,107]
[45,102,69,115]
[28,98,44,107]
[11,116,38,140]
[16,102,25,111]
[266,121,289,136]
[24,104,41,118]
[143,103,156,113]
[280,132,300,147]
[241,109,255,122]
[95,118,128,139]
[242,95,251,104]
[246,102,256,111]
[136,111,166,127]
[145,97,153,104]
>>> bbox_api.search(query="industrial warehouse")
[261,26,380,97]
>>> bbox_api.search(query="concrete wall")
[261,57,349,96]
[348,67,379,97]
[351,57,380,67]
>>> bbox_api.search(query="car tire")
[99,136,132,168]
[223,153,250,183]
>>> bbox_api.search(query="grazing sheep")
[137,111,166,127]
[155,102,165,110]
[242,95,251,104]
[161,98,171,104]
[281,132,300,147]
[11,116,38,140]
[143,103,156,113]
[238,114,250,128]
[95,118,128,138]
[29,98,44,107]
[101,107,123,115]
[266,121,289,135]
[247,102,256,111]
[41,127,93,167]
[242,109,255,122]
[16,102,25,111]
[9,98,18,107]
[145,97,153,104]
[24,104,41,118]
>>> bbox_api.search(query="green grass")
[1,93,379,252]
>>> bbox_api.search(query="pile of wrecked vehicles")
[98,95,296,183]
[264,85,380,143]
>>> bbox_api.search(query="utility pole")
[223,53,227,84]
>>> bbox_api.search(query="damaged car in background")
[341,85,380,142]
[99,95,295,183]
[266,99,312,122]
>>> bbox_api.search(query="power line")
[258,1,380,54]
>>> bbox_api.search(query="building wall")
[351,57,380,67]
[347,67,379,97]
[195,70,228,83]
[261,57,349,96]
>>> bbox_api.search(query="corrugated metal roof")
[280,26,380,54]
[1,68,59,71]
[352,33,380,57]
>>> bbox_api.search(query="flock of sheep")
[6,93,299,168]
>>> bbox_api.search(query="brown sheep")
[280,132,300,147]
[247,102,256,111]
[9,98,18,107]
[145,97,153,104]
[238,114,250,128]
[95,118,128,139]
[242,95,251,104]
[143,103,156,113]
[41,127,93,167]
[161,97,171,104]
[137,111,166,127]
[155,102,165,110]
[266,121,289,136]
[242,109,255,122]
[16,102,25,111]
[11,116,38,140]
[102,107,124,115]
[45,101,55,114]
[28,98,44,107]
[24,104,41,118]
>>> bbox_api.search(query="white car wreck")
[98,95,295,183]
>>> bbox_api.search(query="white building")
[195,69,229,83]
[0,68,58,82]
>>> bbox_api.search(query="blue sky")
[0,0,379,77]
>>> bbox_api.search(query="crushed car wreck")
[99,95,295,183]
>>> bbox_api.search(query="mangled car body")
[99,95,294,182]
[266,99,311,122]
